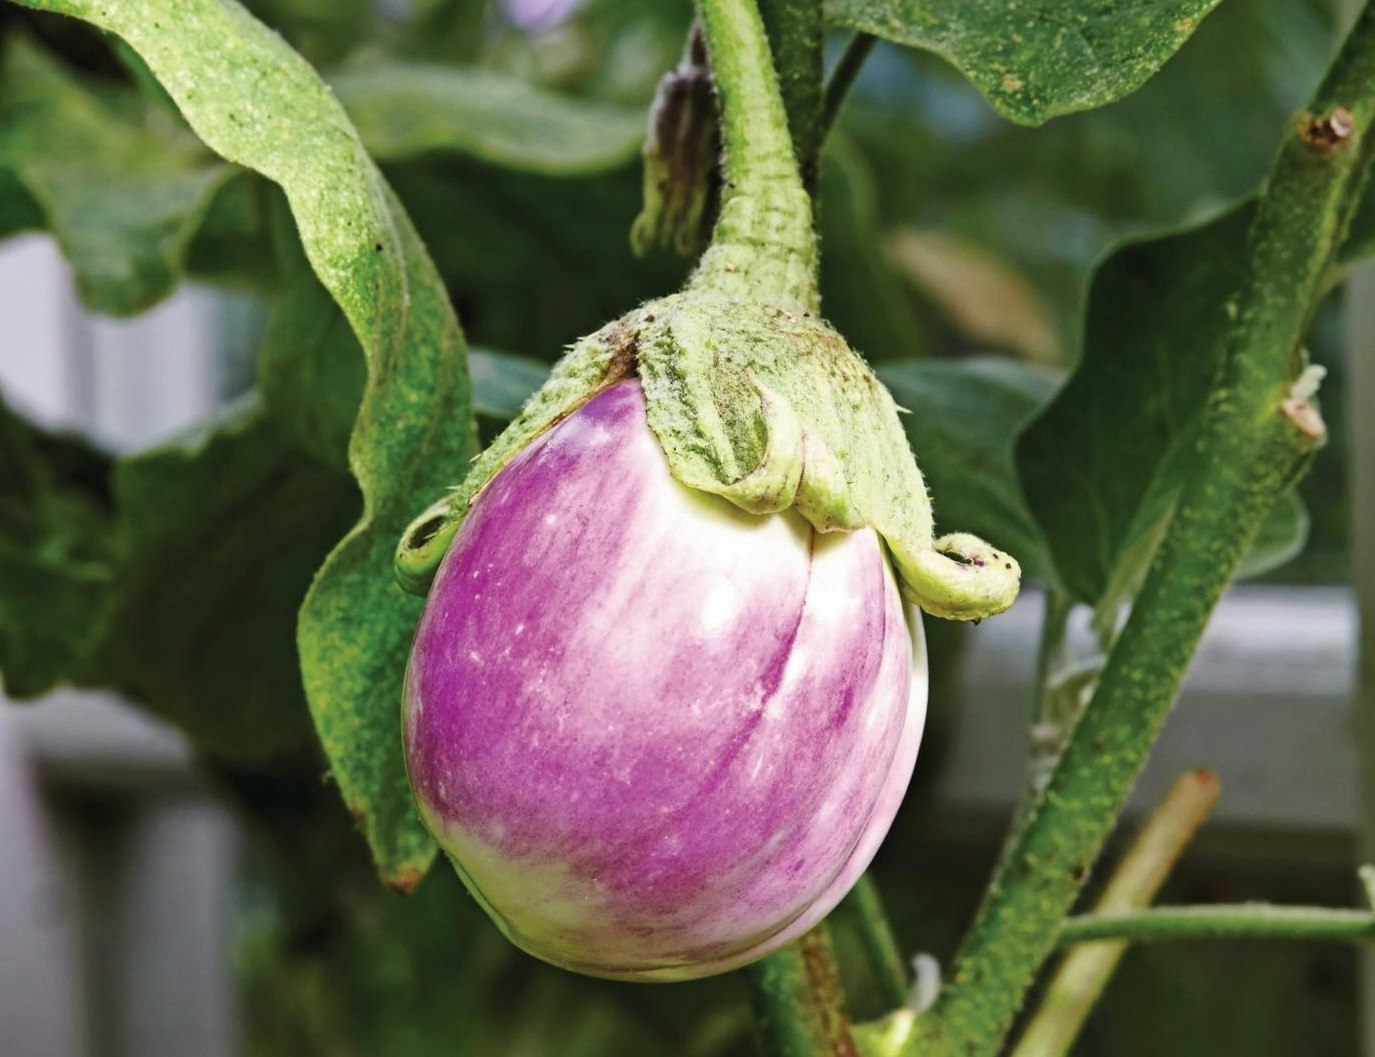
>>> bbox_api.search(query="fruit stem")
[692,0,820,311]
[745,925,859,1057]
[758,0,824,188]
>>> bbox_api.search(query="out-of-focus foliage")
[0,32,232,314]
[333,60,645,173]
[1016,204,1313,612]
[0,395,114,696]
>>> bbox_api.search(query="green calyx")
[394,0,1020,622]
[635,292,1021,620]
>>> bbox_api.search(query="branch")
[1009,770,1221,1057]
[758,0,825,185]
[745,925,859,1057]
[821,33,877,139]
[1058,906,1375,946]
[693,0,818,308]
[904,4,1375,1054]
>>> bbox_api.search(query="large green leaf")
[333,61,645,175]
[0,390,356,762]
[824,0,1223,125]
[12,0,477,886]
[257,202,367,472]
[1015,202,1309,607]
[88,398,358,761]
[0,33,234,314]
[0,397,115,698]
[879,357,1059,583]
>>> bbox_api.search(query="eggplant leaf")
[0,396,115,698]
[0,32,233,315]
[823,0,1223,125]
[1015,202,1310,609]
[879,357,1059,583]
[9,0,480,886]
[0,166,43,239]
[257,202,367,472]
[88,398,358,761]
[333,61,645,175]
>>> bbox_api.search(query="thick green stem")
[1058,906,1375,945]
[904,6,1375,1055]
[1010,770,1220,1057]
[692,0,818,310]
[821,33,877,138]
[758,0,824,186]
[745,925,859,1057]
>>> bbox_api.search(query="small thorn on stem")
[909,953,942,1016]
[1281,363,1328,440]
[1359,864,1375,910]
[1301,106,1357,152]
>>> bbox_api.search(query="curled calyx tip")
[635,294,1021,623]
[889,532,1022,621]
[396,495,461,596]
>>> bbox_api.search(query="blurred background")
[1,0,1372,1054]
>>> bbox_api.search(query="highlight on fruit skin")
[403,380,927,981]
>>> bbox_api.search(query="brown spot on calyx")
[1300,106,1357,153]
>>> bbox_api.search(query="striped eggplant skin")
[404,380,927,981]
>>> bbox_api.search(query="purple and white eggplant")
[404,380,926,980]
[394,0,1021,984]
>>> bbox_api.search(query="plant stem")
[745,924,860,1057]
[1009,770,1220,1057]
[843,873,910,1010]
[1058,906,1375,945]
[758,0,825,186]
[903,5,1375,1054]
[692,0,819,310]
[1004,589,1075,851]
[821,33,877,139]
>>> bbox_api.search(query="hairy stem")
[692,0,818,309]
[758,0,824,187]
[1058,905,1375,945]
[821,32,877,139]
[746,925,859,1057]
[1010,770,1220,1057]
[1000,589,1075,859]
[904,5,1375,1054]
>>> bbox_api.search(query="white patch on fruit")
[699,578,743,635]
